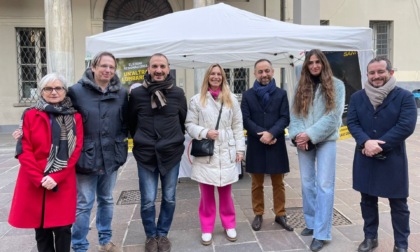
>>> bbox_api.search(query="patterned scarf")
[143,73,174,109]
[364,76,396,109]
[16,97,77,175]
[253,79,277,108]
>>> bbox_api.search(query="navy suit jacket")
[241,86,290,174]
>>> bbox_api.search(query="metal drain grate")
[117,189,162,205]
[285,207,352,228]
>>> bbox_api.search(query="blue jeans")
[71,171,117,252]
[297,140,336,240]
[137,163,180,238]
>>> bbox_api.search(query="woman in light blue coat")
[289,49,345,252]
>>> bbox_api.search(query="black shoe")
[274,216,294,231]
[301,227,314,236]
[393,246,407,252]
[357,238,378,252]
[251,215,263,231]
[310,238,324,251]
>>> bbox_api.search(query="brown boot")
[145,237,158,252]
[157,236,171,252]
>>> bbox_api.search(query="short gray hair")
[38,73,68,94]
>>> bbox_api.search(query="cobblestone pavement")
[1,125,420,251]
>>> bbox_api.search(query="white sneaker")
[201,233,212,246]
[225,228,237,242]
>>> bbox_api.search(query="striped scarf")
[16,97,77,175]
[142,73,174,109]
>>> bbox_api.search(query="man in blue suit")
[241,59,292,232]
[347,56,417,252]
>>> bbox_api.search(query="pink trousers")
[199,183,236,233]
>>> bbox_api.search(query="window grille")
[320,20,329,25]
[16,28,47,104]
[224,68,249,101]
[369,21,392,59]
[103,0,172,31]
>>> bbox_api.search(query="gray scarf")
[364,76,396,109]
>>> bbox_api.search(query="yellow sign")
[128,138,133,153]
[116,57,149,91]
[121,69,147,83]
[339,126,352,140]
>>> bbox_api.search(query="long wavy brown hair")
[200,64,233,108]
[293,49,335,117]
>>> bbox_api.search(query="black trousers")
[360,193,410,248]
[35,225,72,252]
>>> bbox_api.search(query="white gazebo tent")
[86,3,373,73]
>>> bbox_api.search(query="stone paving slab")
[1,126,420,251]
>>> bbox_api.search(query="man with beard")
[347,56,417,252]
[128,53,187,252]
[241,59,293,233]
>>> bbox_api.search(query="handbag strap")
[215,102,223,130]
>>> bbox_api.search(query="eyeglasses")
[42,87,66,93]
[98,64,116,70]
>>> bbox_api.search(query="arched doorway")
[103,0,173,31]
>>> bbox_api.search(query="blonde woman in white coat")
[185,64,245,246]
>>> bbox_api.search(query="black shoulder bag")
[190,103,223,157]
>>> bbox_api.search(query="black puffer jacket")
[68,68,128,175]
[128,80,187,176]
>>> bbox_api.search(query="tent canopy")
[86,3,373,69]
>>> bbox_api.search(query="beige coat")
[185,92,245,187]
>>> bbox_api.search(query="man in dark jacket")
[347,56,417,252]
[241,59,293,232]
[128,53,187,252]
[68,52,128,252]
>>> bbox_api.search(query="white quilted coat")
[185,92,245,187]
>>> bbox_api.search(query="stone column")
[293,0,320,25]
[44,0,75,83]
